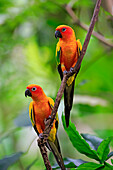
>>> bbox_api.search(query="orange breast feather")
[60,41,78,71]
[33,100,52,132]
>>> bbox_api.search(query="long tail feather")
[47,138,65,170]
[64,79,75,127]
[64,67,81,127]
[54,135,61,154]
[58,64,80,127]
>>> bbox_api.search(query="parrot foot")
[46,115,56,121]
[39,133,48,144]
[39,133,44,139]
[47,115,52,120]
[70,67,74,73]
[63,70,68,75]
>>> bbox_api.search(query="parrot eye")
[32,87,37,91]
[62,28,66,32]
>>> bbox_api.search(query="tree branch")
[37,0,102,169]
[38,139,52,170]
[65,4,113,48]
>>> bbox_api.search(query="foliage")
[0,0,113,169]
[61,114,113,169]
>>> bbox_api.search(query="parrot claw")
[44,116,52,124]
[39,133,44,139]
[39,133,48,143]
[46,115,56,121]
[70,67,74,73]
[63,70,68,75]
[47,115,52,120]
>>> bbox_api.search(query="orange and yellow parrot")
[25,84,65,169]
[55,25,82,127]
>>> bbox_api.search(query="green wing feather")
[56,42,61,65]
[29,101,35,126]
[56,42,63,80]
[29,101,39,135]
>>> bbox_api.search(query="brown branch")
[44,74,67,133]
[38,139,52,170]
[37,0,102,169]
[37,75,67,170]
[65,4,113,48]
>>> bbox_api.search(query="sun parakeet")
[25,84,65,170]
[55,25,82,127]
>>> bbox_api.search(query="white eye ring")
[62,28,66,32]
[32,87,37,91]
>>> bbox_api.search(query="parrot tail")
[58,64,81,127]
[64,78,75,128]
[47,136,65,170]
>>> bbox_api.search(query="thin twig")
[37,0,102,169]
[67,0,102,74]
[65,4,113,48]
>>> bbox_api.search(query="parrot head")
[25,84,44,101]
[55,25,75,40]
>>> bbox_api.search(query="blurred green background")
[0,0,113,169]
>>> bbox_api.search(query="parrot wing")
[48,97,60,151]
[56,42,63,80]
[48,97,65,170]
[56,41,61,66]
[48,97,54,109]
[77,39,82,56]
[48,97,59,128]
[29,101,39,135]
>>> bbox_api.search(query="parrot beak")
[55,30,62,39]
[25,89,32,97]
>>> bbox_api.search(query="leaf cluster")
[58,115,113,169]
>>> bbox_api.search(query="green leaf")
[62,114,100,161]
[81,133,103,150]
[97,136,113,163]
[104,162,113,169]
[0,152,23,170]
[94,162,113,170]
[107,151,113,160]
[111,159,113,165]
[52,158,87,169]
[76,162,104,170]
